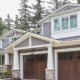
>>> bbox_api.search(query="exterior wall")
[32,37,49,46]
[51,11,80,39]
[2,39,9,48]
[42,22,51,38]
[1,32,24,49]
[15,38,29,48]
[0,40,2,49]
[15,37,49,48]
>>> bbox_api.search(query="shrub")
[0,71,12,78]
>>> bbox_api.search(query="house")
[1,3,80,80]
[0,29,26,71]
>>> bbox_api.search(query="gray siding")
[43,22,51,38]
[32,37,49,46]
[2,39,9,48]
[15,38,29,48]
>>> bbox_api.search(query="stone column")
[3,52,10,72]
[45,45,55,80]
[12,50,20,79]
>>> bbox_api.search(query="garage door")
[58,52,80,80]
[23,54,47,79]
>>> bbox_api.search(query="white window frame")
[53,13,78,32]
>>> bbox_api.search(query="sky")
[0,0,77,20]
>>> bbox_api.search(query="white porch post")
[46,45,55,80]
[4,52,9,65]
[13,50,19,70]
[3,52,10,72]
[47,45,54,69]
[12,50,20,79]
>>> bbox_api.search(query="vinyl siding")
[32,37,49,46]
[2,39,9,48]
[43,22,51,38]
[15,38,29,48]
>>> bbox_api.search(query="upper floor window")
[54,19,60,31]
[54,14,77,32]
[62,17,69,30]
[70,15,77,28]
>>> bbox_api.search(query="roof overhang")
[0,29,26,40]
[5,32,60,51]
[38,3,80,24]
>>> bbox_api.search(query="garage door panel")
[23,54,47,79]
[58,52,80,80]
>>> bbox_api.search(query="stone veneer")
[46,69,55,80]
[3,65,11,72]
[12,70,20,79]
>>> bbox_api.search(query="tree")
[77,0,80,4]
[0,17,6,36]
[14,15,20,29]
[47,0,71,13]
[18,0,32,30]
[32,0,45,28]
[5,14,13,29]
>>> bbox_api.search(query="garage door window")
[58,52,73,60]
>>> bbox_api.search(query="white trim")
[14,44,50,51]
[0,40,2,49]
[54,51,58,80]
[20,50,48,79]
[29,36,32,47]
[38,4,80,23]
[55,47,80,80]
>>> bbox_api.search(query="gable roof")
[5,32,60,50]
[38,3,80,23]
[0,29,26,39]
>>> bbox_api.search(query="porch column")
[3,52,10,72]
[12,50,20,79]
[46,45,55,80]
[5,52,9,65]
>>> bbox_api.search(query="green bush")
[0,72,3,78]
[0,71,12,78]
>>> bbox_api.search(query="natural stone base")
[12,69,20,79]
[3,65,11,72]
[45,69,55,80]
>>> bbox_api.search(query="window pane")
[2,55,4,65]
[62,17,69,30]
[70,15,77,28]
[54,19,60,31]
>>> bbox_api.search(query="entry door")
[23,54,47,79]
[58,52,80,80]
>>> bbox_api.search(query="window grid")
[54,14,77,32]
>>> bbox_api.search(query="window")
[58,52,73,60]
[54,19,60,31]
[62,17,69,30]
[70,15,77,28]
[36,32,40,35]
[0,55,4,66]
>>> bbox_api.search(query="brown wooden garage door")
[58,52,80,80]
[23,54,47,79]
